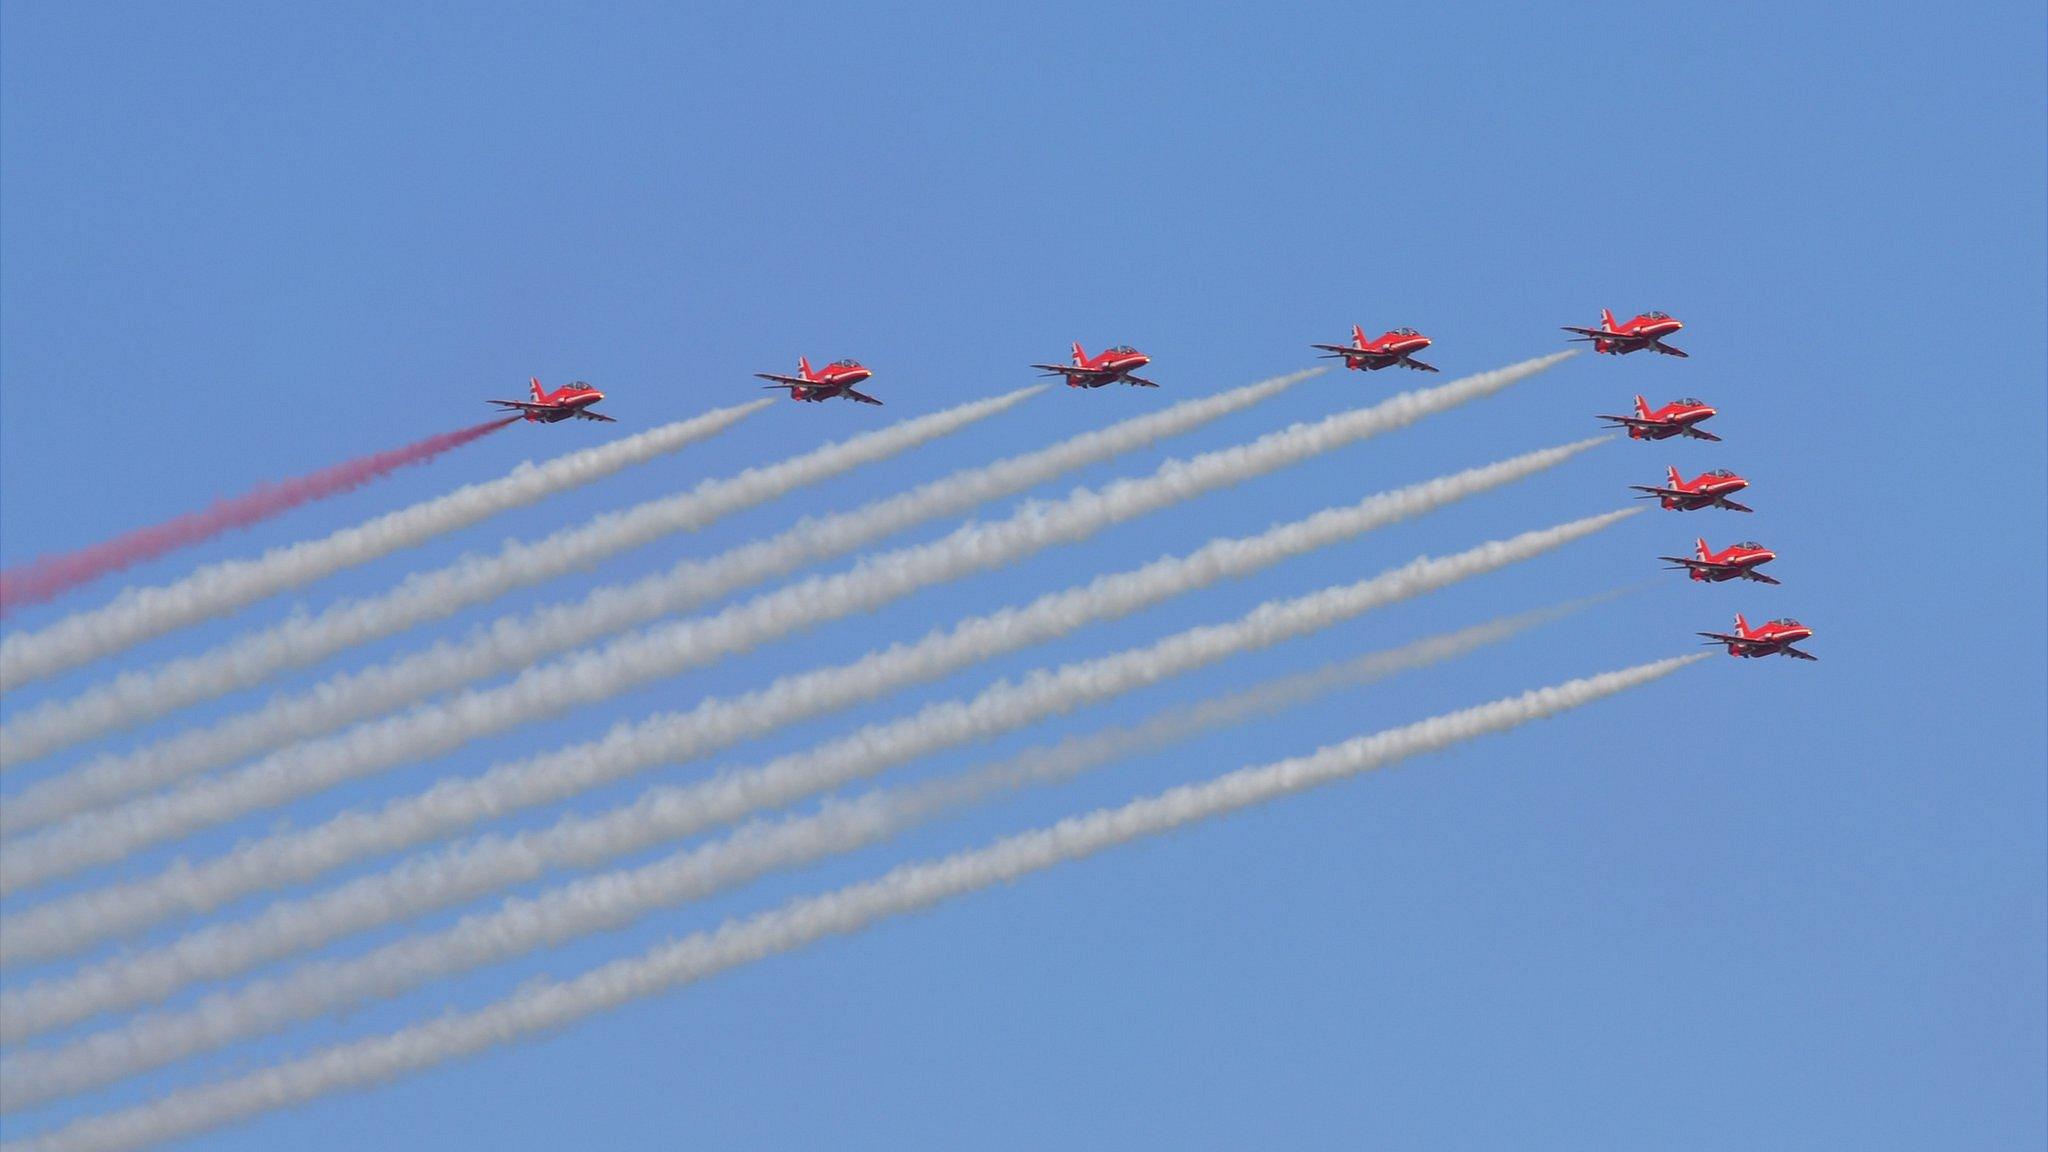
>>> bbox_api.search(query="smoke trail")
[0,401,771,690]
[0,372,1298,822]
[0,419,518,616]
[0,353,1572,895]
[0,389,1047,783]
[0,595,1613,1069]
[0,490,1622,972]
[4,655,1703,1152]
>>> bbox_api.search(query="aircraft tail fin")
[530,377,545,402]
[1601,307,1619,333]
[1351,324,1368,348]
[1696,537,1709,560]
[798,355,814,381]
[1635,394,1651,418]
[1667,465,1682,488]
[1733,612,1751,636]
[1071,341,1087,366]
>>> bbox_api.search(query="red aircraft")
[1699,613,1817,661]
[1310,326,1439,373]
[1598,395,1720,442]
[1663,538,1780,585]
[1032,343,1159,389]
[754,357,883,406]
[489,378,616,423]
[1563,309,1689,357]
[1631,466,1753,513]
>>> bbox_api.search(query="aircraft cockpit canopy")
[1388,327,1419,336]
[827,359,861,369]
[1106,345,1138,354]
[1706,468,1737,477]
[1675,396,1705,406]
[1733,541,1763,551]
[1642,310,1671,319]
[1768,617,1804,628]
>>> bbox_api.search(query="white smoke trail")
[0,595,1611,1082]
[0,372,1300,830]
[3,654,1704,1152]
[0,387,1044,775]
[0,353,1573,895]
[0,402,771,691]
[0,441,1605,963]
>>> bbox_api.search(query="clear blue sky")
[3,3,2043,1148]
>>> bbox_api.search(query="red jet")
[1699,613,1817,661]
[1032,343,1159,389]
[1563,309,1689,357]
[1632,466,1752,513]
[1311,326,1439,373]
[1598,395,1720,442]
[754,357,883,406]
[489,378,616,423]
[1663,538,1780,585]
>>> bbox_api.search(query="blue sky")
[2,2,2042,1148]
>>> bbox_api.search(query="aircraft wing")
[1779,645,1819,661]
[1560,326,1623,340]
[1597,414,1661,428]
[1743,570,1781,585]
[1660,556,1732,573]
[1310,344,1366,356]
[488,400,550,413]
[842,388,884,406]
[1030,363,1110,377]
[1400,357,1440,372]
[1697,630,1746,645]
[1717,497,1755,513]
[755,372,812,387]
[1651,342,1691,358]
[1629,485,1689,499]
[572,409,618,423]
[1123,375,1161,388]
[1679,426,1722,441]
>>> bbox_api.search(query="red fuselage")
[489,378,614,423]
[1637,467,1751,512]
[1323,326,1435,371]
[757,357,882,404]
[1686,540,1775,582]
[1031,343,1158,389]
[1712,615,1816,659]
[1565,309,1688,357]
[1605,396,1718,441]
[522,384,605,422]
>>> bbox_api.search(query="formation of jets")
[1584,309,1816,662]
[482,308,1814,663]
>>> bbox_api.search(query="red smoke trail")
[0,418,519,616]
